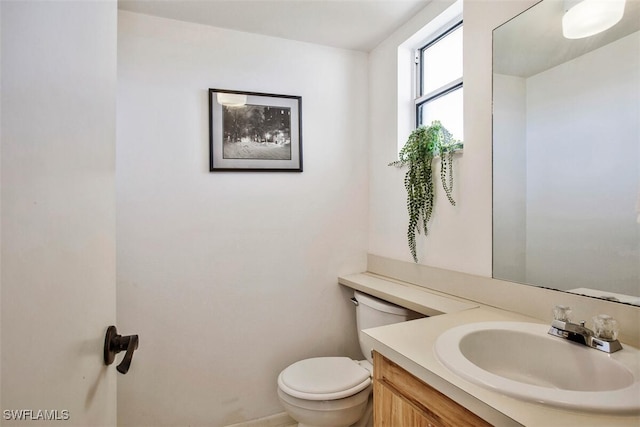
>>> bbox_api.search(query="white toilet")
[277,291,417,427]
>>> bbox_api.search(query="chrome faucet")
[548,306,623,353]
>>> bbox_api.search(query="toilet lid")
[278,357,371,401]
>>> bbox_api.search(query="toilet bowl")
[277,291,416,427]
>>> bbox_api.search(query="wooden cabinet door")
[374,380,442,427]
[373,352,493,427]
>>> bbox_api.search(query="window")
[415,21,463,141]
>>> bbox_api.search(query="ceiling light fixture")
[562,0,626,39]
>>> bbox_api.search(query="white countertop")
[340,273,640,427]
[338,272,478,316]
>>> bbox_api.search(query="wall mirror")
[492,0,640,305]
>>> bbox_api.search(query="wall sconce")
[562,0,626,39]
[217,92,247,107]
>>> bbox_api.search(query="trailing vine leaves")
[388,121,463,262]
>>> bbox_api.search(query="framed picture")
[209,89,303,172]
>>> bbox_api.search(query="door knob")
[104,325,139,374]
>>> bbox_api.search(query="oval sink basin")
[435,321,640,413]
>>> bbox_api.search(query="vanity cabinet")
[373,352,492,427]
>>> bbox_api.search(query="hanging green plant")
[388,121,463,263]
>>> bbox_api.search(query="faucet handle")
[553,305,572,322]
[593,314,619,341]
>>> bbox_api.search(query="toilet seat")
[278,357,371,401]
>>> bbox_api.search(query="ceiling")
[118,0,430,52]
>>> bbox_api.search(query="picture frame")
[209,89,303,172]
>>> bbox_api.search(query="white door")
[1,1,118,425]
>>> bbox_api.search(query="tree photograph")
[222,104,292,160]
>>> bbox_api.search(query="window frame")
[414,20,463,128]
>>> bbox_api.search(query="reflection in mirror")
[492,0,640,305]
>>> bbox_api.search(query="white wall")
[369,0,538,275]
[525,32,640,295]
[369,0,639,341]
[1,1,117,425]
[369,0,462,270]
[116,11,369,426]
[493,74,527,283]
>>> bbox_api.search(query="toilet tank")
[353,291,421,363]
